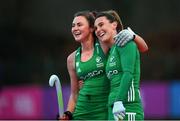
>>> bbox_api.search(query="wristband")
[127,27,136,40]
[64,111,73,120]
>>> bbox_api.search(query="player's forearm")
[115,71,133,102]
[66,95,77,113]
[134,35,148,53]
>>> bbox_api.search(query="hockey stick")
[49,74,64,117]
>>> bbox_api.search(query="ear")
[112,21,118,30]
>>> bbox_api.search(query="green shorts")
[73,93,108,120]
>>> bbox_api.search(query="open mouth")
[97,31,105,39]
[99,32,105,37]
[73,31,81,37]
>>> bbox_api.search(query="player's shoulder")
[116,41,137,52]
[67,51,76,63]
[126,41,137,48]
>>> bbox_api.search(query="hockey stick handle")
[49,74,64,117]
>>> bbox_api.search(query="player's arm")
[112,42,137,120]
[116,42,137,101]
[60,52,79,120]
[66,52,79,112]
[115,27,148,53]
[134,34,148,53]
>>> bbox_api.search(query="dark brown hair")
[96,10,123,32]
[74,11,96,28]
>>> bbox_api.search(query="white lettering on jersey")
[107,70,118,79]
[80,69,104,80]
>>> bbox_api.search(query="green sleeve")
[115,41,137,102]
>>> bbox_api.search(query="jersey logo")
[79,69,104,80]
[96,56,102,63]
[107,69,118,79]
[96,56,104,68]
[109,56,116,67]
[110,56,115,62]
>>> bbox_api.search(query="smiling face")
[71,16,93,42]
[94,16,117,43]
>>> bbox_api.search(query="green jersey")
[75,40,109,95]
[106,41,144,120]
[73,40,109,120]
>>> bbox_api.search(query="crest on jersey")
[96,56,102,63]
[109,56,116,66]
[96,56,104,68]
[110,56,115,62]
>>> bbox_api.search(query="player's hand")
[58,111,73,120]
[114,27,135,47]
[113,101,126,121]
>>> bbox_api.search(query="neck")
[106,31,117,48]
[81,35,94,52]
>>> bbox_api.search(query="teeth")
[74,31,81,36]
[99,32,105,37]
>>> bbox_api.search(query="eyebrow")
[72,21,81,26]
[97,21,103,26]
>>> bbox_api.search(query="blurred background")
[0,0,180,120]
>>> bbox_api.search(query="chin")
[100,36,109,42]
[74,38,81,42]
[102,38,109,42]
[98,37,105,42]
